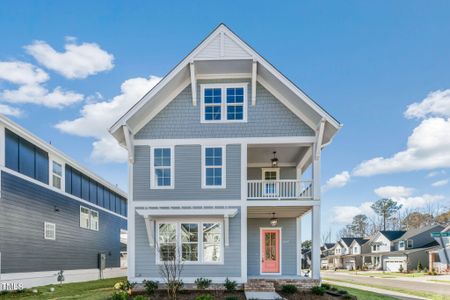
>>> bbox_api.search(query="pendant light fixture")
[270,212,278,227]
[271,151,279,167]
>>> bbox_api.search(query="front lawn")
[330,285,397,300]
[0,277,125,300]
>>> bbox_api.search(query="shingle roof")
[380,231,406,241]
[325,243,335,249]
[340,237,358,247]
[395,224,444,241]
[352,238,369,246]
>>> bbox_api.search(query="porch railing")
[247,180,313,200]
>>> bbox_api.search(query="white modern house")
[109,24,340,288]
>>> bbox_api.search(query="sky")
[1,1,449,240]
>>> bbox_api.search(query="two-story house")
[0,116,127,288]
[366,231,405,270]
[344,238,369,270]
[429,225,450,273]
[109,24,340,287]
[320,243,335,269]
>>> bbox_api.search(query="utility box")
[98,253,106,270]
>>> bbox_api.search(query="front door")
[261,229,280,273]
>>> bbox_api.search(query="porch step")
[244,279,275,292]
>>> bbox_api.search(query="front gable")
[371,233,391,252]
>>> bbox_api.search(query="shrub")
[311,286,326,296]
[195,278,212,290]
[399,264,404,273]
[143,280,158,294]
[195,294,215,300]
[330,287,338,291]
[321,283,331,290]
[417,261,423,272]
[225,296,239,300]
[224,278,237,292]
[338,290,348,295]
[111,291,129,300]
[167,280,184,297]
[342,294,353,300]
[281,284,298,294]
[114,281,136,293]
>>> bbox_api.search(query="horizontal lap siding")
[133,144,240,201]
[247,218,297,276]
[135,80,314,139]
[0,172,127,273]
[247,167,297,180]
[134,209,241,278]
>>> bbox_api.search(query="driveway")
[322,271,450,298]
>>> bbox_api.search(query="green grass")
[429,279,450,284]
[324,277,447,300]
[329,284,397,300]
[332,270,427,278]
[0,277,125,300]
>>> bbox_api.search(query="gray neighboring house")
[428,225,450,273]
[343,238,370,270]
[109,24,341,286]
[0,116,128,288]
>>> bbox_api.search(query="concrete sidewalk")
[323,280,427,300]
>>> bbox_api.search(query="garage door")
[384,260,406,272]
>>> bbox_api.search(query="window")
[399,241,405,250]
[353,246,358,254]
[203,146,225,188]
[201,84,247,123]
[52,161,63,189]
[156,221,223,264]
[203,223,222,263]
[158,223,177,261]
[80,206,99,231]
[44,222,56,240]
[151,147,174,189]
[407,240,413,249]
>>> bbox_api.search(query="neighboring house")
[0,116,128,288]
[366,231,405,270]
[428,225,450,274]
[343,238,370,270]
[109,24,340,285]
[320,243,335,269]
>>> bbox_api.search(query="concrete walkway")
[323,280,427,300]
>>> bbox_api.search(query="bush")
[311,286,326,296]
[195,278,212,290]
[417,261,423,272]
[195,294,214,300]
[338,290,348,295]
[167,280,184,296]
[224,278,237,292]
[114,281,136,293]
[399,264,404,273]
[330,287,338,291]
[225,296,239,300]
[281,284,298,294]
[342,295,353,300]
[143,280,158,294]
[321,283,331,290]
[111,291,129,300]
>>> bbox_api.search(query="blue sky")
[1,1,449,239]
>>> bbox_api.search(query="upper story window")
[52,161,63,190]
[151,147,174,189]
[200,83,247,123]
[353,246,358,254]
[202,146,226,189]
[399,241,405,250]
[407,240,413,249]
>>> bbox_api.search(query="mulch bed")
[279,291,348,300]
[132,290,246,299]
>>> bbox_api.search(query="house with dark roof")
[343,238,370,270]
[320,243,335,269]
[428,225,450,274]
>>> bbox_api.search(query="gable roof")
[394,224,444,242]
[324,243,335,249]
[109,23,341,150]
[340,237,356,247]
[350,238,369,247]
[380,231,407,241]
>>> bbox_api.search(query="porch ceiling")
[247,206,311,218]
[247,145,310,166]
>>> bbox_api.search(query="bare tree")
[351,214,369,237]
[158,246,184,300]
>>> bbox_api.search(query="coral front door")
[261,229,280,274]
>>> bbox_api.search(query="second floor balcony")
[247,179,313,200]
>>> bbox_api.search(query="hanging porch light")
[271,151,279,167]
[270,212,278,227]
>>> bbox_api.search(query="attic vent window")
[201,83,247,123]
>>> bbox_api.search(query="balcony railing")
[247,180,313,200]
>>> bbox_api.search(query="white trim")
[0,124,5,167]
[123,126,134,163]
[79,205,99,231]
[240,143,248,282]
[311,205,321,279]
[127,163,135,279]
[49,158,64,192]
[0,115,126,198]
[201,145,226,189]
[134,136,315,147]
[259,227,282,275]
[150,146,175,189]
[44,222,56,240]
[247,200,319,207]
[296,216,302,276]
[190,62,197,106]
[196,73,251,80]
[200,83,248,123]
[0,167,126,220]
[251,60,257,106]
[248,162,297,168]
[155,220,225,265]
[136,208,238,218]
[133,200,242,207]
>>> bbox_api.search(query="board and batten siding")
[0,171,127,273]
[247,218,298,276]
[134,209,241,278]
[135,79,314,139]
[133,144,241,201]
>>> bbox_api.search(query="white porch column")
[311,204,321,279]
[241,143,248,283]
[127,162,135,279]
[297,216,302,275]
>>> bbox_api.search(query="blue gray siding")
[134,209,241,278]
[135,80,314,139]
[0,171,127,273]
[247,167,297,180]
[247,218,298,276]
[133,144,241,201]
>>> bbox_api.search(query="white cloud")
[374,185,414,198]
[432,179,449,187]
[0,61,49,85]
[394,194,445,209]
[25,39,114,79]
[331,201,374,224]
[353,118,450,176]
[56,75,161,163]
[427,170,446,178]
[405,89,450,119]
[322,171,350,192]
[0,104,22,117]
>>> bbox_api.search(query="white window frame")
[202,145,226,189]
[399,240,405,250]
[150,146,175,189]
[407,239,413,249]
[200,83,248,123]
[49,157,64,191]
[44,222,56,240]
[155,219,224,265]
[80,205,99,231]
